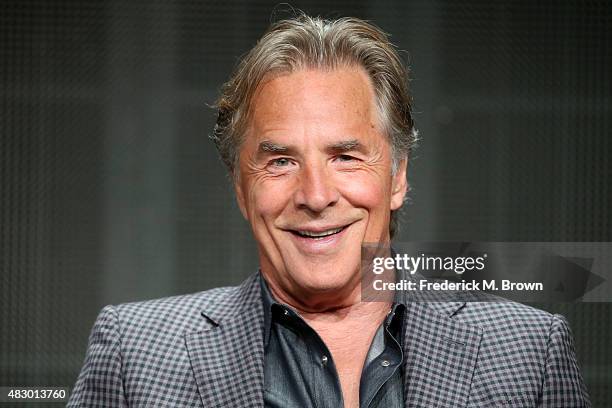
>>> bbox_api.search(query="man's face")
[235,67,407,308]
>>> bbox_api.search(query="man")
[69,15,590,407]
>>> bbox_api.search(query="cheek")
[248,179,292,220]
[338,172,390,211]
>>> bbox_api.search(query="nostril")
[293,165,341,212]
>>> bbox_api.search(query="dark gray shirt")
[261,278,405,408]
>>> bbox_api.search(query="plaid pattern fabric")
[68,273,590,407]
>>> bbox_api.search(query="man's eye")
[335,154,355,162]
[271,158,291,167]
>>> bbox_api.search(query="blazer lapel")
[403,301,482,408]
[185,274,265,408]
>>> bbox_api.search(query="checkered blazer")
[68,273,590,407]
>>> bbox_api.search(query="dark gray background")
[1,0,610,405]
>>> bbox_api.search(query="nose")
[293,160,340,213]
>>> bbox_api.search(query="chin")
[293,264,359,294]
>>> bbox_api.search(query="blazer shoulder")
[456,297,554,328]
[112,284,241,338]
[458,300,590,406]
[449,298,565,349]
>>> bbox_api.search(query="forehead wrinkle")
[254,68,376,123]
[246,68,385,163]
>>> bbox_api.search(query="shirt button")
[283,309,289,316]
[381,360,390,367]
[321,355,328,366]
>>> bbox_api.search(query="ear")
[234,174,249,220]
[390,158,408,210]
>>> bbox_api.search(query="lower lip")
[289,226,349,253]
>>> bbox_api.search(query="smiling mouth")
[290,226,347,239]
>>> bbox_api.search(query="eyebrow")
[327,139,361,152]
[258,140,290,153]
[256,138,365,158]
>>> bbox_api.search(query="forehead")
[246,67,381,143]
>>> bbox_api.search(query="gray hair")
[212,14,417,237]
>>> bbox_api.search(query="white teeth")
[297,227,343,238]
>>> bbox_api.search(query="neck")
[298,292,391,408]
[262,272,393,408]
[263,272,364,312]
[299,297,391,327]
[264,274,391,334]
